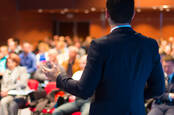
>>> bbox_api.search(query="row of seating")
[27,79,81,115]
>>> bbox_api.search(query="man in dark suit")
[43,0,165,114]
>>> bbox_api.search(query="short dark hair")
[163,55,174,63]
[106,0,134,23]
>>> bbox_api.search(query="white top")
[72,70,83,81]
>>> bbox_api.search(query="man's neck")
[110,23,131,32]
[110,23,130,28]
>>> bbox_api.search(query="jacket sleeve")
[144,40,165,100]
[56,40,105,99]
[27,54,37,74]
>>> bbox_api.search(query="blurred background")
[0,0,174,115]
[0,0,174,46]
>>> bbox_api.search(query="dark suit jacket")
[56,27,165,115]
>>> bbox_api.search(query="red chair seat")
[28,79,39,91]
[72,112,81,115]
[44,82,59,94]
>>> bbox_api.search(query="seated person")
[34,49,65,82]
[148,56,174,115]
[53,55,90,115]
[0,53,29,115]
[19,42,37,75]
[0,46,8,76]
[8,39,21,54]
[62,46,80,77]
[36,42,49,66]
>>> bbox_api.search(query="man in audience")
[8,40,21,54]
[55,40,69,65]
[148,56,174,115]
[55,40,68,55]
[53,55,90,115]
[62,46,80,77]
[13,38,22,53]
[34,49,65,82]
[0,46,8,76]
[74,42,86,57]
[19,42,37,75]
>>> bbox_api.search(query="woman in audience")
[0,53,29,115]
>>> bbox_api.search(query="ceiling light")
[136,8,141,13]
[91,7,96,12]
[84,9,89,14]
[166,9,170,12]
[152,6,157,10]
[60,10,65,14]
[38,9,43,13]
[163,5,169,9]
[160,7,164,11]
[64,8,69,12]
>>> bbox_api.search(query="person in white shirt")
[53,55,90,115]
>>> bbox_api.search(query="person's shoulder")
[91,36,109,49]
[135,33,159,48]
[19,52,24,57]
[16,66,27,71]
[93,36,108,44]
[17,66,28,74]
[29,52,36,58]
[136,33,157,43]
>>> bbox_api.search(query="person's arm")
[15,67,29,89]
[157,83,174,102]
[144,40,165,100]
[27,54,37,74]
[56,40,105,99]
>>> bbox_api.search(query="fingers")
[42,66,51,73]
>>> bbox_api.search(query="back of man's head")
[106,0,134,23]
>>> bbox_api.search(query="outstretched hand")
[42,62,60,81]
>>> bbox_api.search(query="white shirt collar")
[111,25,131,32]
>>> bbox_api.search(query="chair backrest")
[44,82,59,94]
[28,79,39,91]
[72,112,81,115]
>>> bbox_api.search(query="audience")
[148,56,174,115]
[1,35,174,115]
[53,55,90,115]
[55,40,69,65]
[36,42,49,66]
[74,42,86,57]
[0,46,8,76]
[7,38,21,54]
[0,53,29,115]
[62,46,80,77]
[34,49,65,82]
[19,42,37,75]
